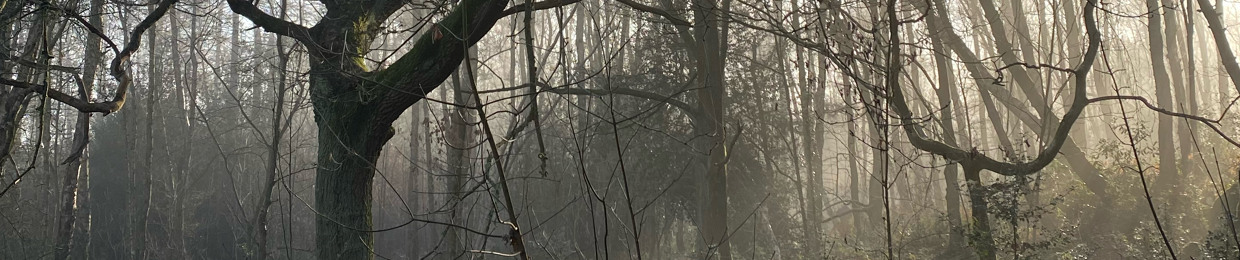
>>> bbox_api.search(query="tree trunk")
[1161,0,1193,236]
[1146,0,1178,240]
[134,10,159,258]
[52,0,103,258]
[1062,0,1093,146]
[794,0,823,253]
[772,1,808,256]
[692,0,729,258]
[181,6,201,259]
[407,103,422,259]
[926,0,1113,237]
[0,0,39,176]
[444,54,476,258]
[309,71,391,259]
[963,165,995,260]
[166,6,189,258]
[254,26,288,260]
[1196,0,1240,111]
[222,0,511,258]
[925,3,965,247]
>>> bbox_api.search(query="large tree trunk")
[1160,0,1195,238]
[223,0,510,258]
[309,71,390,259]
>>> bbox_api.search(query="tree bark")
[52,0,103,258]
[0,0,38,177]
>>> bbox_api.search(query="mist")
[2,0,1240,259]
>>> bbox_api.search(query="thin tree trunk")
[407,103,422,259]
[181,6,201,258]
[1161,0,1194,235]
[692,0,729,258]
[254,15,289,260]
[134,10,159,259]
[1196,0,1240,104]
[923,0,965,247]
[445,53,476,258]
[52,0,103,257]
[772,1,807,256]
[1145,0,1178,241]
[1183,0,1201,230]
[167,6,186,258]
[793,0,823,253]
[823,0,863,233]
[963,165,994,260]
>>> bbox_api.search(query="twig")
[1101,43,1177,260]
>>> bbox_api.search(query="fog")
[2,0,1240,259]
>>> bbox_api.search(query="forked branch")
[0,0,177,114]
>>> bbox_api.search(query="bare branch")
[616,0,692,27]
[0,0,175,114]
[545,87,706,122]
[366,0,516,132]
[0,78,113,113]
[225,0,312,44]
[1088,95,1240,147]
[500,0,582,17]
[102,0,178,113]
[0,53,80,73]
[884,0,1104,176]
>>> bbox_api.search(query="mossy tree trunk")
[227,0,513,258]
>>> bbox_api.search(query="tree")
[839,0,1103,258]
[52,0,103,258]
[223,0,532,258]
